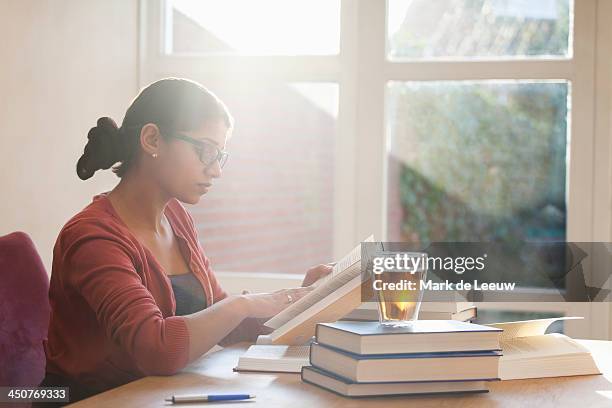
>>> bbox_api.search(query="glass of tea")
[373,251,428,326]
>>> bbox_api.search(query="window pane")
[386,80,569,246]
[190,81,337,273]
[169,0,340,55]
[388,0,572,60]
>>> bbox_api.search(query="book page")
[242,345,310,360]
[331,241,363,275]
[310,235,373,288]
[265,263,360,329]
[269,274,363,344]
[264,235,374,330]
[237,345,310,373]
[501,333,589,360]
[487,317,583,341]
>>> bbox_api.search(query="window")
[167,0,340,55]
[381,0,591,327]
[142,0,608,338]
[148,1,341,274]
[387,80,569,245]
[387,0,572,60]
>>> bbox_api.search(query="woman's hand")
[301,263,334,287]
[239,287,314,319]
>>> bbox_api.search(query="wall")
[0,0,139,272]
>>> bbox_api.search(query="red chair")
[0,231,50,394]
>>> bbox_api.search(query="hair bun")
[76,117,123,180]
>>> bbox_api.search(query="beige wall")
[0,0,139,272]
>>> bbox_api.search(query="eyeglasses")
[167,132,229,169]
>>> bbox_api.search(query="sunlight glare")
[172,0,340,55]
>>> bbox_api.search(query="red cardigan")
[44,192,228,394]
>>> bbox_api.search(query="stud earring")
[152,153,158,158]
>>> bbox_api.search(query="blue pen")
[165,394,255,403]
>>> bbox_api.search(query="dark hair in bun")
[76,117,123,180]
[76,78,233,180]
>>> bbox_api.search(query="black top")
[169,272,208,316]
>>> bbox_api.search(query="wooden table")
[70,340,612,407]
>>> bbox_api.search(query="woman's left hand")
[301,263,334,287]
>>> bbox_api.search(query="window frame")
[141,0,611,339]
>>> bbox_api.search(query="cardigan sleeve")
[63,229,190,376]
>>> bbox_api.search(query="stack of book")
[301,320,502,398]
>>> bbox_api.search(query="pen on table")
[165,394,256,403]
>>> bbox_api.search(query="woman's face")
[155,119,229,205]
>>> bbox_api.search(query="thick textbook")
[316,320,501,355]
[309,342,501,383]
[301,366,490,398]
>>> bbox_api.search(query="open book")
[257,236,376,345]
[486,317,601,380]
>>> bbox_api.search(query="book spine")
[309,342,314,363]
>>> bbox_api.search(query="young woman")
[41,78,331,402]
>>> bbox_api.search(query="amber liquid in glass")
[376,271,424,325]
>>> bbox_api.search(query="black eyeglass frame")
[166,132,229,169]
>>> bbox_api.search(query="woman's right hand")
[239,287,314,319]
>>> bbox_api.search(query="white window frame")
[140,0,612,339]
